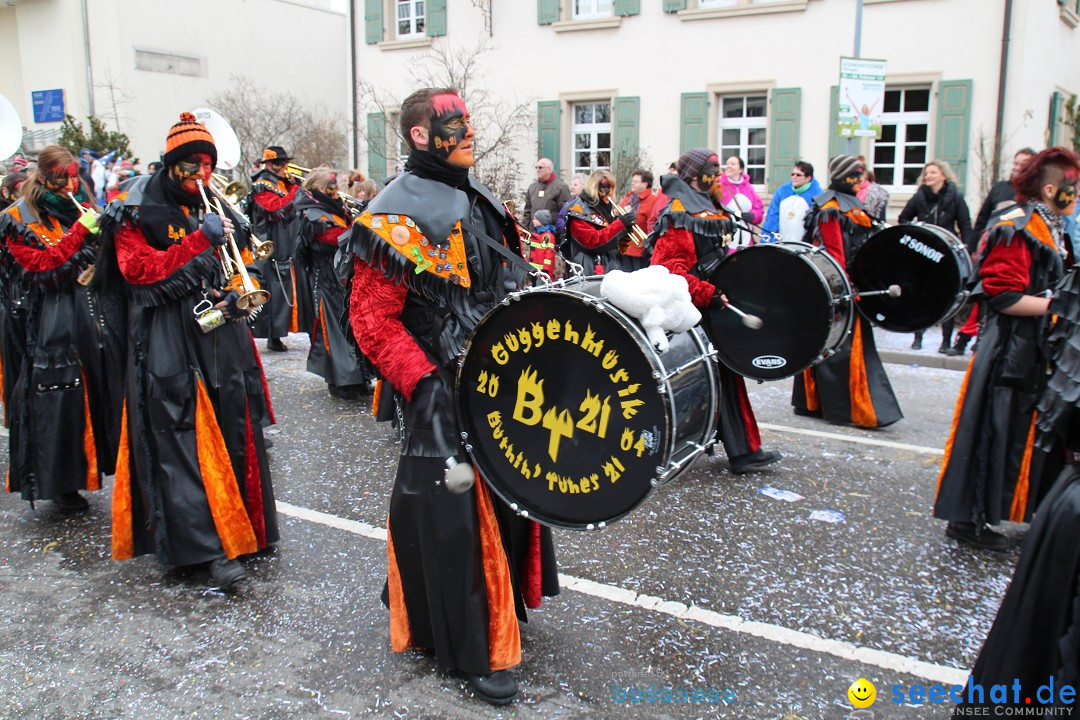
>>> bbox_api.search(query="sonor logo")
[898,234,944,263]
[752,355,787,369]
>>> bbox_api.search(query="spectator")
[555,172,586,237]
[717,155,764,245]
[147,161,163,175]
[899,160,973,353]
[973,147,1037,234]
[763,161,821,240]
[616,169,656,269]
[0,171,27,211]
[523,157,569,228]
[358,178,378,203]
[856,164,890,222]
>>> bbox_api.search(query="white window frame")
[395,0,425,38]
[871,85,931,193]
[571,101,613,177]
[573,0,613,20]
[717,93,769,190]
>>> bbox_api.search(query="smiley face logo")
[847,678,876,708]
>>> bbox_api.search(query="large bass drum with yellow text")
[456,278,718,530]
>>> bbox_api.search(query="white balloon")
[0,93,23,161]
[192,107,240,171]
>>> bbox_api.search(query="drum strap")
[461,215,537,277]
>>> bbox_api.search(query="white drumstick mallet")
[432,412,475,494]
[724,302,764,330]
[855,284,902,299]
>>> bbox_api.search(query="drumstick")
[723,302,764,330]
[431,411,475,494]
[855,285,902,299]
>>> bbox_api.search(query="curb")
[880,350,970,371]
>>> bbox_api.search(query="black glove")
[708,292,728,311]
[412,375,451,429]
[216,289,243,320]
[201,213,227,246]
[615,213,636,230]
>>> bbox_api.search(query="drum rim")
[455,278,683,530]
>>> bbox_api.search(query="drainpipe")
[80,0,95,116]
[348,0,359,168]
[993,0,1013,181]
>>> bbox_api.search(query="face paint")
[698,159,720,191]
[266,160,287,177]
[44,162,80,192]
[1053,177,1078,211]
[429,92,475,168]
[598,179,613,199]
[172,154,213,194]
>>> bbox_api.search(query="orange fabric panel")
[385,521,414,653]
[474,475,522,671]
[848,321,878,428]
[112,402,133,560]
[802,369,820,412]
[289,267,299,333]
[936,358,976,494]
[319,302,331,354]
[194,378,257,559]
[372,379,383,419]
[1009,413,1038,522]
[82,378,99,491]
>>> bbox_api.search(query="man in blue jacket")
[762,161,821,241]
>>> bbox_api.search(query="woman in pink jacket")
[718,155,764,226]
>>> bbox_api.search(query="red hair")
[1011,146,1080,204]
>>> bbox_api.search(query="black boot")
[943,332,972,356]
[938,329,953,354]
[911,332,923,350]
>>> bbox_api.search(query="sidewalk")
[873,325,971,371]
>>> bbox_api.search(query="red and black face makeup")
[598,178,613,198]
[43,162,80,192]
[266,160,287,177]
[172,153,213,193]
[430,92,474,168]
[698,157,720,190]
[1053,172,1078,211]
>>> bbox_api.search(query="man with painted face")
[564,169,639,274]
[249,146,306,352]
[95,112,279,588]
[650,147,782,475]
[936,147,1080,551]
[342,88,559,706]
[792,154,903,429]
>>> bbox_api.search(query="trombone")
[208,174,275,260]
[196,179,270,310]
[608,198,649,248]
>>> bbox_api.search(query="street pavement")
[0,327,1023,720]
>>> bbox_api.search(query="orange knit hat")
[163,111,217,168]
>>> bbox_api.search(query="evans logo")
[752,355,787,369]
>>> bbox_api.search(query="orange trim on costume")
[1009,413,1038,522]
[1025,213,1061,253]
[802,369,820,412]
[194,377,258,559]
[473,474,522,671]
[319,302,331,355]
[372,379,383,419]
[936,357,976,494]
[385,521,414,653]
[289,267,299,333]
[112,402,133,560]
[82,377,99,491]
[848,321,878,428]
[358,211,472,289]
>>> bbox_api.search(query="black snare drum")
[850,223,973,332]
[456,277,718,530]
[706,242,852,380]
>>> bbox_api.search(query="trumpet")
[211,172,248,206]
[67,193,97,286]
[196,179,270,310]
[207,175,275,261]
[608,198,649,248]
[286,163,310,180]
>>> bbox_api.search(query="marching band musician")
[95,113,278,588]
[650,147,782,475]
[935,147,1080,551]
[792,155,903,429]
[342,87,558,706]
[564,169,639,274]
[0,145,113,512]
[294,168,373,400]
[248,145,307,352]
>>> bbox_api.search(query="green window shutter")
[537,101,561,174]
[614,0,641,16]
[367,112,388,184]
[538,0,560,25]
[828,85,844,162]
[613,96,641,190]
[364,0,383,44]
[1048,91,1065,146]
[768,88,800,190]
[426,0,447,36]
[679,92,709,153]
[664,0,688,11]
[934,79,973,193]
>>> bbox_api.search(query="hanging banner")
[836,57,887,139]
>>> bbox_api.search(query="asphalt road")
[0,331,1026,720]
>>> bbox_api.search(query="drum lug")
[460,431,469,442]
[657,383,667,395]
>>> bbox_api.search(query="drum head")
[707,244,841,380]
[457,287,669,529]
[850,224,969,332]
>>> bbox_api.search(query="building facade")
[353,0,1080,216]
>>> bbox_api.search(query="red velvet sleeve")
[816,215,847,273]
[7,222,90,273]
[568,216,624,250]
[980,237,1032,297]
[650,226,716,307]
[348,257,437,401]
[114,224,214,285]
[253,184,298,213]
[314,226,345,246]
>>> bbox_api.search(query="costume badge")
[391,226,410,245]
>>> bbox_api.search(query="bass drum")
[850,222,973,332]
[706,242,852,380]
[456,277,718,530]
